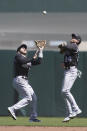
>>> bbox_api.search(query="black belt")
[65,66,77,70]
[21,76,28,80]
[15,76,28,80]
[65,66,70,70]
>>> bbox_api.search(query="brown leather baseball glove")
[34,40,46,48]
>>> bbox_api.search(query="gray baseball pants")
[11,76,37,119]
[61,66,80,116]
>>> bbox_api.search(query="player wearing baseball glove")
[8,40,45,122]
[58,34,82,122]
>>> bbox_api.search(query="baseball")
[42,10,47,15]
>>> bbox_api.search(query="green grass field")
[0,117,87,127]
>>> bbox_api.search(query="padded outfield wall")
[0,0,87,12]
[0,50,87,117]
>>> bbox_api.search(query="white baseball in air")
[42,10,47,15]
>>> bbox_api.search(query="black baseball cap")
[72,33,81,44]
[17,44,27,52]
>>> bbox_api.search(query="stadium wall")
[0,0,87,12]
[0,50,87,117]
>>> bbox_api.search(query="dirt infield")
[0,127,87,131]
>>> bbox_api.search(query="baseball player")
[8,42,44,122]
[58,34,82,122]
